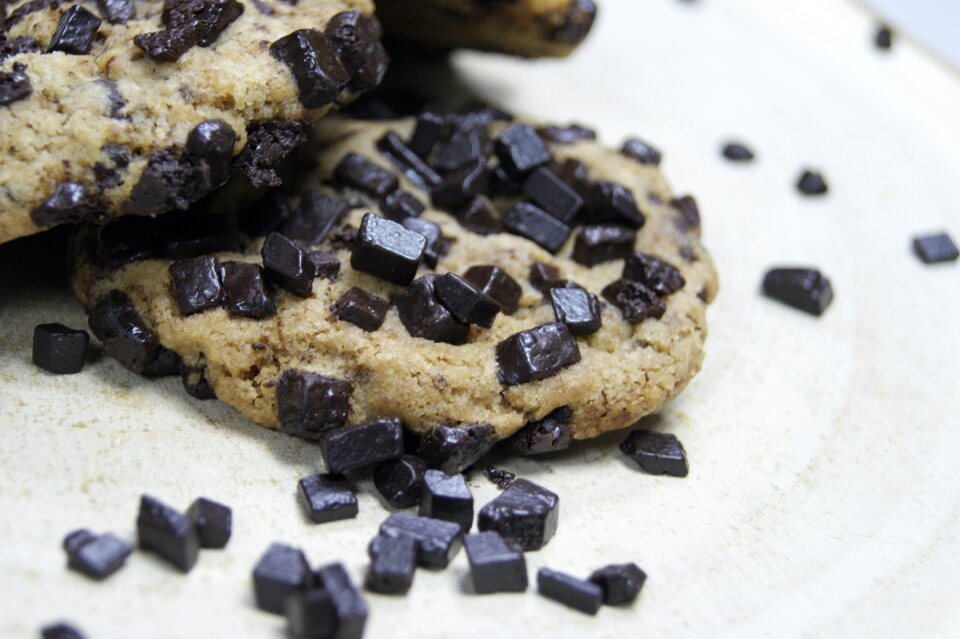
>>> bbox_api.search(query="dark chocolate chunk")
[523,167,584,223]
[587,181,645,228]
[378,512,463,569]
[321,417,404,474]
[140,345,182,378]
[395,275,469,344]
[41,623,86,639]
[573,224,636,266]
[232,120,307,188]
[373,455,426,509]
[380,189,424,222]
[504,406,573,456]
[495,124,552,179]
[270,28,348,108]
[550,287,601,336]
[366,534,417,595]
[158,212,238,259]
[503,202,572,254]
[331,287,389,332]
[336,153,399,198]
[462,265,522,316]
[409,107,446,158]
[351,213,425,285]
[261,232,314,297]
[137,494,200,572]
[431,158,489,210]
[32,323,89,374]
[620,429,689,477]
[435,273,500,328]
[762,268,833,316]
[63,529,131,580]
[184,118,237,188]
[220,261,276,319]
[122,149,206,216]
[465,532,527,594]
[416,423,496,474]
[537,124,596,144]
[400,216,444,267]
[324,10,387,92]
[913,232,958,264]
[455,196,501,235]
[135,0,243,62]
[722,142,754,162]
[623,252,686,296]
[620,137,662,166]
[310,251,341,280]
[435,126,488,173]
[285,588,335,639]
[238,191,290,237]
[589,563,646,605]
[555,158,592,201]
[601,279,666,323]
[275,369,352,439]
[537,568,603,615]
[252,542,312,615]
[496,322,581,386]
[376,131,442,190]
[490,163,523,197]
[31,181,101,227]
[185,497,231,548]
[87,290,161,374]
[169,255,223,316]
[96,0,133,23]
[671,195,701,233]
[313,562,368,639]
[93,144,131,191]
[797,169,828,195]
[420,470,474,532]
[529,262,563,293]
[875,25,893,50]
[279,190,348,247]
[180,361,216,399]
[0,35,42,62]
[484,466,516,490]
[477,478,559,551]
[298,474,358,524]
[48,5,101,55]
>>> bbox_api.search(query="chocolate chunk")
[63,529,131,580]
[380,189,424,222]
[503,202,572,254]
[550,287,601,336]
[159,212,238,259]
[484,466,516,490]
[431,158,489,210]
[31,182,101,227]
[233,120,307,188]
[623,252,686,296]
[762,268,833,316]
[41,623,86,639]
[461,265,522,316]
[285,589,335,638]
[373,455,426,509]
[137,494,200,572]
[537,568,603,615]
[875,25,893,50]
[0,35,42,62]
[573,224,636,266]
[797,169,828,195]
[96,0,133,23]
[722,142,754,162]
[48,5,101,55]
[490,163,523,197]
[313,562,368,639]
[321,417,404,474]
[415,423,496,474]
[253,543,312,615]
[395,275,470,344]
[180,361,216,399]
[523,167,584,223]
[455,196,500,235]
[537,124,596,144]
[140,345,182,378]
[310,251,341,280]
[366,534,416,595]
[32,323,88,374]
[620,429,689,477]
[351,213,425,285]
[184,119,237,188]
[587,181,645,228]
[435,273,500,328]
[276,369,352,439]
[504,407,573,456]
[495,124,552,179]
[601,279,666,323]
[298,474,358,524]
[183,497,232,549]
[409,108,446,157]
[477,478,559,551]
[325,11,387,92]
[336,153,399,198]
[169,255,223,316]
[671,195,701,233]
[420,470,474,532]
[331,287,389,332]
[261,232,314,297]
[589,563,646,605]
[93,144,131,191]
[465,532,527,594]
[220,261,276,319]
[238,191,290,237]
[401,216,448,268]
[88,291,161,374]
[496,322,581,386]
[528,262,563,293]
[123,150,203,216]
[913,232,958,264]
[135,0,243,61]
[378,512,463,569]
[376,131,442,190]
[435,127,488,172]
[279,190,348,247]
[269,28,348,108]
[620,137,662,166]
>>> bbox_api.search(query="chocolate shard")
[573,224,636,267]
[41,623,86,639]
[555,157,593,202]
[159,212,239,259]
[261,232,314,297]
[913,232,959,264]
[137,494,200,572]
[671,195,701,233]
[63,529,132,580]
[395,275,470,345]
[135,0,244,62]
[373,455,426,509]
[169,255,223,316]
[762,268,833,316]
[185,497,231,549]
[184,119,237,188]
[298,474,359,524]
[270,28,348,107]
[180,361,216,399]
[495,124,552,179]
[123,150,209,216]
[220,261,276,319]
[321,418,405,474]
[31,181,101,227]
[601,279,666,323]
[503,407,573,456]
[351,213,426,285]
[456,195,501,235]
[331,287,389,332]
[336,153,399,198]
[313,562,368,639]
[87,290,161,374]
[98,216,156,269]
[278,190,348,247]
[589,562,646,605]
[431,158,489,210]
[528,262,563,293]
[587,181,645,228]
[523,167,584,223]
[48,5,101,55]
[416,423,496,474]
[325,11,388,92]
[477,478,559,551]
[380,189,424,222]
[366,534,417,595]
[537,124,596,144]
[460,265,521,317]
[252,543,313,615]
[232,120,307,189]
[503,202,572,254]
[496,322,581,386]
[285,589,335,638]
[620,429,689,477]
[465,532,528,594]
[275,369,352,439]
[797,169,828,195]
[32,323,89,374]
[623,252,685,296]
[550,287,601,336]
[377,131,442,190]
[722,142,754,162]
[96,0,133,23]
[378,512,463,569]
[435,273,501,328]
[419,470,474,533]
[620,137,662,166]
[408,107,446,158]
[537,567,603,615]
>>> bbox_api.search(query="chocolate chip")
[722,142,754,162]
[601,279,666,323]
[623,252,686,296]
[401,217,448,269]
[435,126,489,173]
[415,423,496,474]
[140,345,182,378]
[48,5,101,55]
[504,406,573,456]
[373,455,426,509]
[573,224,636,266]
[537,124,596,144]
[93,144,130,191]
[310,251,341,280]
[159,212,238,259]
[31,182,101,227]
[180,361,216,399]
[555,157,592,201]
[238,191,290,237]
[0,35,42,62]
[503,202,572,254]
[431,158,489,210]
[41,623,85,639]
[490,164,523,197]
[63,529,131,580]
[454,196,500,235]
[253,543,312,614]
[523,167,584,223]
[232,120,307,188]
[169,255,223,316]
[435,272,501,328]
[587,181,645,228]
[336,153,399,198]
[219,261,276,319]
[420,470,474,533]
[261,232,314,298]
[285,589,335,638]
[462,265,522,316]
[528,262,563,293]
[298,474,358,524]
[620,429,689,477]
[477,478,559,551]
[762,268,833,316]
[409,107,446,158]
[313,562,368,639]
[275,369,352,439]
[268,28,348,108]
[186,497,231,548]
[620,138,662,166]
[670,195,701,233]
[913,232,958,264]
[537,568,603,615]
[589,563,646,605]
[279,190,348,247]
[484,466,516,490]
[32,323,89,374]
[395,275,470,344]
[321,417,405,474]
[330,287,389,332]
[366,534,416,595]
[135,0,243,61]
[95,0,133,23]
[87,290,161,374]
[875,25,893,50]
[496,322,581,386]
[465,532,527,594]
[495,124,552,179]
[797,169,828,195]
[96,79,127,119]
[137,494,200,572]
[350,213,425,285]
[123,150,208,216]
[376,131,442,190]
[184,118,237,188]
[550,287,601,336]
[378,512,463,569]
[325,11,387,92]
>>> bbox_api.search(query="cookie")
[70,103,717,445]
[0,0,387,245]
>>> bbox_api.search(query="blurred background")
[864,0,960,67]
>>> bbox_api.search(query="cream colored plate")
[1,0,959,636]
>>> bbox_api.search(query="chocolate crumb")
[484,466,516,490]
[232,120,306,188]
[722,142,754,162]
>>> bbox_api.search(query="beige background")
[1,0,959,636]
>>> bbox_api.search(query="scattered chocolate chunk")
[435,127,488,173]
[484,466,515,490]
[496,323,581,386]
[722,142,754,162]
[373,455,426,509]
[537,568,603,615]
[159,212,238,259]
[523,167,584,223]
[0,62,32,105]
[184,497,231,549]
[623,252,686,296]
[32,323,89,374]
[400,216,447,268]
[233,120,307,188]
[96,0,133,23]
[325,11,388,92]
[238,191,289,237]
[601,279,666,323]
[409,107,446,158]
[555,158,592,201]
[184,118,236,188]
[181,361,216,399]
[620,138,662,166]
[537,124,596,144]
[380,189,424,222]
[366,534,416,595]
[31,182,101,227]
[285,589,335,639]
[913,232,958,264]
[351,213,425,285]
[87,291,161,374]
[63,529,131,580]
[420,470,474,532]
[261,232,314,298]
[504,407,573,456]
[137,494,200,572]
[462,265,522,315]
[671,195,701,233]
[279,190,348,247]
[298,474,358,524]
[135,0,243,62]
[503,202,572,254]
[322,418,404,474]
[573,224,636,266]
[269,28,348,108]
[797,170,828,196]
[588,181,645,228]
[377,131,442,190]
[276,369,352,439]
[456,196,501,235]
[336,153,399,198]
[0,35,42,62]
[220,261,276,319]
[395,275,470,345]
[875,24,893,50]
[550,287,601,336]
[431,158,489,210]
[48,5,101,55]
[621,429,689,477]
[416,423,496,474]
[465,532,527,594]
[140,345,182,378]
[122,150,205,216]
[311,251,341,281]
[529,262,563,293]
[253,542,313,615]
[490,164,524,197]
[589,563,646,605]
[313,562,368,639]
[331,287,389,332]
[762,268,834,316]
[378,512,463,569]
[435,273,500,328]
[169,255,223,316]
[495,124,552,179]
[41,623,86,639]
[478,479,559,551]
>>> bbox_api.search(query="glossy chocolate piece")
[671,195,701,233]
[463,265,522,315]
[556,157,593,201]
[722,142,754,162]
[477,478,559,551]
[184,119,236,188]
[32,323,88,374]
[378,512,463,569]
[550,287,601,336]
[503,407,573,456]
[366,534,416,595]
[96,0,133,23]
[409,107,446,158]
[186,497,232,549]
[537,124,596,144]
[279,190,348,247]
[314,562,368,639]
[797,170,828,195]
[431,158,489,210]
[415,423,496,474]
[48,5,101,55]
[376,131,442,190]
[537,568,603,615]
[158,212,238,260]
[137,494,200,572]
[285,588,335,639]
[623,252,686,296]
[373,455,425,509]
[496,322,581,386]
[495,124,552,179]
[395,275,470,345]
[484,466,516,490]
[456,195,501,235]
[523,167,584,223]
[331,287,389,332]
[87,290,161,374]
[573,224,636,266]
[41,623,86,639]
[252,542,312,615]
[275,369,352,439]
[601,279,666,323]
[325,10,387,92]
[233,119,306,189]
[400,216,446,268]
[31,182,100,227]
[311,251,341,280]
[269,29,348,108]
[298,474,358,524]
[620,429,688,477]
[351,213,425,285]
[589,562,646,605]
[63,529,131,580]
[762,268,834,316]
[435,273,500,328]
[336,153,399,198]
[435,127,488,172]
[465,532,527,594]
[528,262,563,293]
[588,181,645,228]
[321,417,404,474]
[380,189,424,222]
[169,255,223,316]
[503,202,572,254]
[620,138,662,166]
[913,232,959,264]
[261,232,314,297]
[220,261,276,319]
[97,216,156,268]
[420,470,474,532]
[135,0,243,62]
